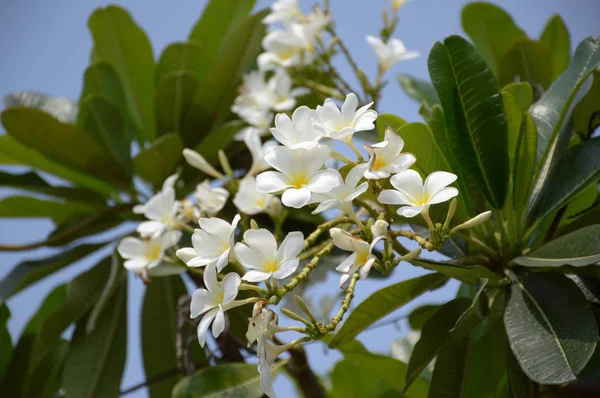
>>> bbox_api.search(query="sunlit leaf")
[540,15,571,79]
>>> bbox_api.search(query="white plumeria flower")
[330,228,381,287]
[190,263,241,347]
[133,173,179,214]
[256,145,340,208]
[366,36,419,72]
[270,106,322,149]
[118,230,182,272]
[263,0,302,24]
[137,187,180,238]
[364,128,416,179]
[176,215,240,272]
[262,69,309,112]
[183,148,225,180]
[378,170,459,217]
[305,5,331,32]
[234,177,278,216]
[234,229,304,282]
[179,198,200,221]
[257,29,312,71]
[194,180,229,216]
[244,130,279,175]
[310,164,369,223]
[247,309,281,398]
[314,93,378,142]
[371,220,389,239]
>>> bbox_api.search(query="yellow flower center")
[256,197,266,208]
[290,173,309,189]
[146,244,162,261]
[356,252,369,265]
[372,157,387,171]
[216,291,224,303]
[264,259,279,273]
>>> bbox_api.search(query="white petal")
[345,164,369,189]
[256,171,290,193]
[387,153,417,173]
[199,217,232,241]
[234,243,264,270]
[176,247,198,263]
[306,170,341,193]
[330,228,355,252]
[344,182,369,202]
[277,231,304,260]
[243,229,278,261]
[259,361,276,398]
[221,272,241,305]
[360,257,376,279]
[389,170,423,202]
[118,237,147,259]
[211,308,226,338]
[124,258,150,271]
[190,289,218,318]
[197,308,218,347]
[203,263,219,293]
[159,230,182,249]
[242,270,272,282]
[377,189,412,205]
[424,171,458,199]
[313,199,340,214]
[282,187,312,208]
[428,187,459,205]
[272,258,299,280]
[336,253,357,272]
[341,93,359,123]
[137,221,166,238]
[397,205,425,218]
[216,250,230,272]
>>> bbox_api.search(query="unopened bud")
[250,219,259,230]
[218,150,234,179]
[293,295,317,323]
[443,198,457,231]
[399,247,421,262]
[371,219,389,238]
[183,148,225,180]
[450,211,492,235]
[391,0,410,13]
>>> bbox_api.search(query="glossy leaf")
[0,171,102,203]
[556,205,600,237]
[329,273,448,347]
[574,70,600,137]
[498,39,554,92]
[528,36,600,214]
[412,258,506,287]
[156,41,212,82]
[504,273,598,384]
[63,278,128,398]
[540,15,571,78]
[0,196,98,224]
[173,362,285,398]
[188,0,256,58]
[89,5,156,142]
[503,82,533,113]
[397,73,439,106]
[134,132,183,186]
[507,348,536,398]
[155,71,199,136]
[0,135,116,196]
[461,2,526,75]
[428,35,509,208]
[532,137,600,222]
[514,224,600,267]
[4,90,77,123]
[142,275,189,398]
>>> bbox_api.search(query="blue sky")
[0,0,597,396]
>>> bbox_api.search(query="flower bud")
[183,148,225,180]
[450,211,492,235]
[250,219,260,230]
[391,0,410,13]
[218,150,234,179]
[371,219,389,238]
[443,198,457,231]
[399,247,421,262]
[251,299,269,319]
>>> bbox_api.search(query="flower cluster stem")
[324,272,360,332]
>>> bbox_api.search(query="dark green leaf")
[408,304,441,330]
[173,362,285,398]
[573,70,600,137]
[428,335,471,398]
[461,2,526,75]
[88,5,156,142]
[23,285,67,334]
[79,94,132,173]
[498,39,554,92]
[142,276,189,397]
[0,304,12,381]
[0,171,102,203]
[0,196,98,224]
[428,35,509,208]
[528,36,600,214]
[504,273,598,384]
[0,243,106,299]
[4,90,78,123]
[329,273,448,347]
[540,15,571,78]
[86,252,126,333]
[46,210,125,247]
[514,224,600,267]
[507,348,536,398]
[134,132,183,186]
[156,41,212,83]
[80,61,126,110]
[28,339,69,398]
[63,278,127,398]
[412,258,506,287]
[397,73,439,106]
[513,114,538,229]
[0,334,35,397]
[188,0,256,58]
[532,137,600,222]
[502,91,523,174]
[155,71,199,136]
[503,82,533,113]
[556,206,600,237]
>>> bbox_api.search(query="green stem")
[324,272,360,332]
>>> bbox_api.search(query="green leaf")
[142,276,189,397]
[1,107,129,186]
[503,82,533,113]
[63,278,127,398]
[80,61,127,110]
[514,224,600,267]
[23,285,68,334]
[507,348,536,398]
[0,243,106,299]
[375,113,407,141]
[86,252,126,333]
[412,258,506,287]
[329,273,448,347]
[408,304,441,330]
[556,205,600,237]
[134,132,183,186]
[540,15,571,78]
[78,94,132,173]
[512,114,538,228]
[0,171,102,203]
[188,0,256,58]
[397,74,439,106]
[498,39,554,92]
[504,273,598,384]
[28,339,68,398]
[0,334,35,397]
[532,137,600,222]
[88,5,156,142]
[45,210,125,247]
[4,90,78,123]
[0,304,12,381]
[173,362,285,398]
[573,70,600,137]
[0,135,116,196]
[156,41,212,83]
[155,71,199,136]
[502,91,523,173]
[0,196,99,224]
[528,36,600,214]
[428,35,509,208]
[461,2,526,75]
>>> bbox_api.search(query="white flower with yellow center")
[194,180,229,216]
[190,263,243,347]
[257,29,308,71]
[179,198,200,221]
[364,128,416,179]
[117,230,182,272]
[256,145,341,208]
[137,187,180,238]
[378,170,459,217]
[234,177,278,216]
[234,228,304,282]
[244,130,279,175]
[366,36,419,72]
[314,93,378,142]
[330,228,382,287]
[270,106,322,149]
[261,69,309,112]
[247,308,281,398]
[176,215,240,272]
[263,0,303,24]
